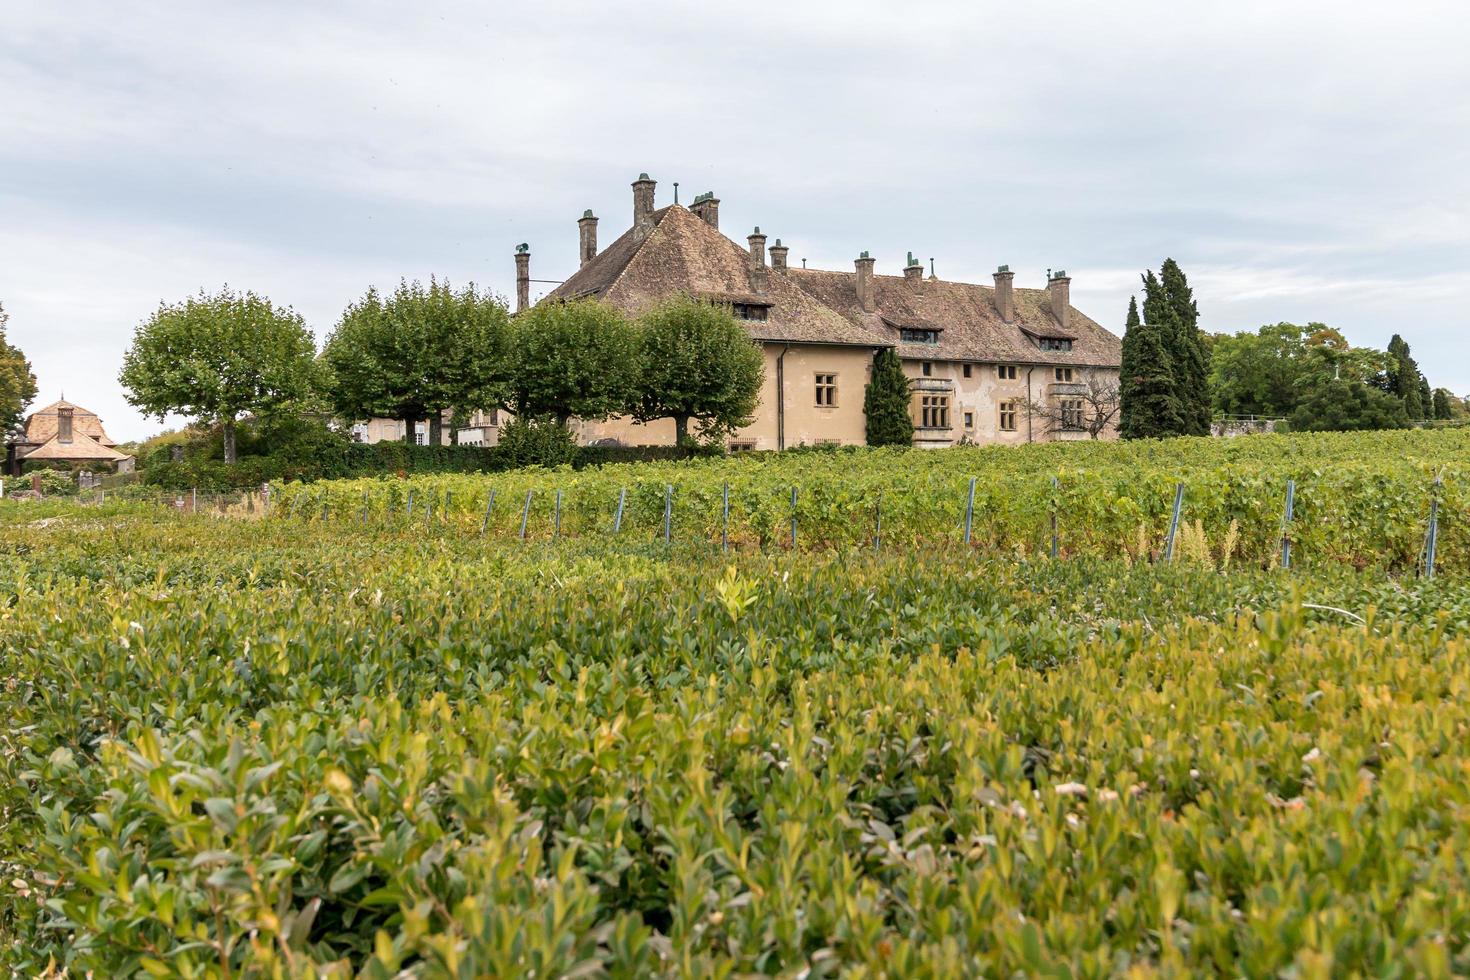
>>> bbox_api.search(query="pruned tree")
[1024,374,1121,440]
[863,347,914,446]
[119,287,319,463]
[322,279,509,445]
[633,295,764,444]
[0,301,39,436]
[507,299,640,427]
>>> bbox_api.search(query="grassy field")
[2,431,1467,976]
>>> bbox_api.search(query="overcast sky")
[3,0,1468,440]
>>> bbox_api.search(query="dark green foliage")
[0,301,38,436]
[1119,279,1181,438]
[1159,259,1212,436]
[863,347,914,446]
[1432,388,1458,420]
[496,415,579,468]
[634,295,765,444]
[1386,334,1428,420]
[1208,322,1309,418]
[1289,377,1410,432]
[322,279,509,445]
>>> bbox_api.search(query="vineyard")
[2,430,1468,975]
[270,428,1464,573]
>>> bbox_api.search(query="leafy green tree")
[633,295,765,445]
[1159,259,1211,435]
[1385,334,1426,420]
[1431,388,1456,420]
[323,279,508,445]
[1119,282,1182,439]
[0,301,39,436]
[1209,323,1309,418]
[119,288,319,463]
[863,347,914,446]
[1290,377,1409,432]
[507,300,639,427]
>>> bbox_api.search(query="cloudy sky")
[2,0,1467,440]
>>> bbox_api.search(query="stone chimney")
[632,172,656,237]
[747,227,767,272]
[577,210,598,267]
[993,265,1015,323]
[903,251,924,286]
[514,243,530,313]
[854,252,876,312]
[1047,269,1071,330]
[769,238,789,271]
[691,191,720,230]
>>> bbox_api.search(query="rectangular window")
[1060,399,1084,430]
[899,327,940,344]
[1040,338,1074,352]
[962,364,972,378]
[922,361,932,377]
[350,423,369,443]
[997,365,1017,380]
[414,422,427,446]
[963,411,974,428]
[729,441,756,453]
[999,400,1017,432]
[920,394,950,429]
[814,373,837,406]
[730,302,769,322]
[1055,367,1074,382]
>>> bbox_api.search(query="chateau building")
[525,173,1122,449]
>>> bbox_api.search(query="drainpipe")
[1025,366,1035,443]
[776,345,789,450]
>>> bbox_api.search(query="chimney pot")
[514,243,531,313]
[690,191,720,229]
[1047,270,1071,330]
[903,251,923,286]
[577,210,599,267]
[631,173,657,237]
[854,252,876,312]
[993,265,1016,323]
[768,237,789,271]
[747,227,768,275]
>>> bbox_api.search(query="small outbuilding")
[4,398,135,476]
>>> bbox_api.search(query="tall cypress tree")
[1119,279,1181,439]
[1386,334,1426,420]
[863,347,914,446]
[1159,259,1211,436]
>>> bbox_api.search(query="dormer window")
[899,327,940,344]
[731,302,768,322]
[1039,337,1073,352]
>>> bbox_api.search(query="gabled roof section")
[785,268,1122,367]
[544,206,890,348]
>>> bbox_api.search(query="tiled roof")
[19,432,131,462]
[544,206,891,348]
[19,399,118,446]
[784,269,1123,367]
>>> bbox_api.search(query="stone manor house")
[362,173,1123,449]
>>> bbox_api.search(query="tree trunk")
[429,413,443,446]
[223,418,237,464]
[403,416,416,445]
[674,415,689,446]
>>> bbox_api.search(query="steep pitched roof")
[545,206,890,348]
[19,399,118,446]
[20,432,131,462]
[784,269,1122,367]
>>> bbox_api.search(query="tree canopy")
[0,301,39,436]
[1290,377,1410,432]
[863,347,914,446]
[119,287,319,463]
[322,279,508,444]
[1119,281,1181,438]
[632,295,764,445]
[507,300,640,427]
